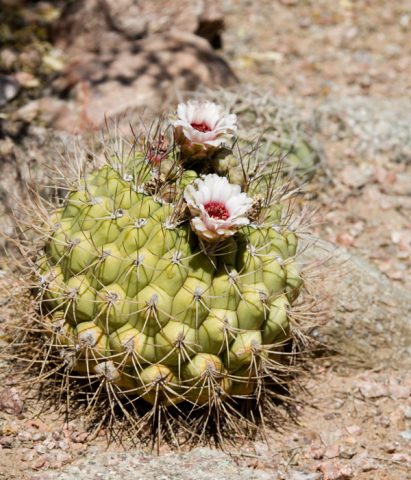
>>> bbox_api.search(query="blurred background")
[0,1,410,478]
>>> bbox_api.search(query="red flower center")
[204,201,229,220]
[191,122,212,133]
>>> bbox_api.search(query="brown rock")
[352,452,380,472]
[70,431,89,443]
[345,425,362,436]
[340,164,373,189]
[54,0,224,49]
[324,444,340,459]
[391,453,411,464]
[358,380,389,398]
[101,0,148,39]
[48,450,72,469]
[32,456,48,470]
[0,387,24,415]
[383,443,397,454]
[0,49,18,70]
[49,30,236,132]
[14,71,39,88]
[0,436,16,448]
[317,462,353,480]
[389,383,411,399]
[310,447,325,460]
[0,138,15,157]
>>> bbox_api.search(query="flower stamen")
[190,122,211,133]
[204,201,229,220]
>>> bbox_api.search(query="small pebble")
[399,430,411,441]
[32,456,47,470]
[17,431,32,442]
[383,443,397,453]
[35,444,47,455]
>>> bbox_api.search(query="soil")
[0,1,410,479]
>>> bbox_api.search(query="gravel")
[30,448,275,480]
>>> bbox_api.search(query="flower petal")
[184,174,252,242]
[171,101,237,151]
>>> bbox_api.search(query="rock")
[101,0,148,39]
[23,449,36,462]
[358,381,389,398]
[17,431,32,442]
[32,456,48,470]
[320,430,342,447]
[339,447,356,460]
[29,447,275,480]
[352,452,380,472]
[14,101,40,123]
[382,443,397,453]
[345,425,361,436]
[52,431,63,441]
[57,440,70,451]
[0,387,23,415]
[70,431,88,443]
[378,416,391,428]
[316,462,353,480]
[32,432,47,442]
[48,30,236,132]
[324,444,340,459]
[389,384,411,399]
[35,444,48,455]
[339,164,373,189]
[287,471,322,480]
[14,72,40,89]
[303,240,411,366]
[309,446,325,460]
[391,453,411,464]
[55,0,224,49]
[48,450,72,469]
[0,75,20,107]
[0,49,18,70]
[399,430,411,441]
[0,138,15,157]
[0,436,16,448]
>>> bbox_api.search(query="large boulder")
[303,239,411,367]
[46,30,236,132]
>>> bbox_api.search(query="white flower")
[184,174,252,241]
[172,101,237,149]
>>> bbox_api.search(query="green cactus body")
[31,93,310,418]
[38,159,301,406]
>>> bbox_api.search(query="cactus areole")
[32,99,306,439]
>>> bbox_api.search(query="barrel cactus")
[20,99,308,442]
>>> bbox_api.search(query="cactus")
[203,90,321,182]
[11,99,310,444]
